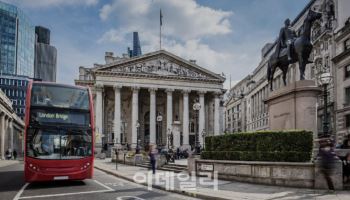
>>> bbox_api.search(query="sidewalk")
[94,159,350,200]
[174,159,187,166]
[0,160,21,168]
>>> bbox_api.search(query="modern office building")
[0,1,35,118]
[0,1,35,77]
[34,26,57,82]
[128,32,142,58]
[0,75,29,118]
[132,32,142,57]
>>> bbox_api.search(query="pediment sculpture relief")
[109,58,208,79]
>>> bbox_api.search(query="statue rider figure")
[278,18,296,61]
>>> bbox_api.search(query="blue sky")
[4,0,309,88]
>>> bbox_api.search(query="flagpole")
[159,9,162,50]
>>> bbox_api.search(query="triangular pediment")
[96,50,225,82]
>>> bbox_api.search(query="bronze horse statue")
[267,9,322,91]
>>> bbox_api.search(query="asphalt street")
[0,162,198,200]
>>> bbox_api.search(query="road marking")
[18,189,112,199]
[116,196,145,200]
[17,179,114,199]
[94,179,114,191]
[13,183,29,200]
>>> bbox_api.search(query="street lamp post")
[318,72,332,138]
[136,120,140,154]
[201,130,206,150]
[193,99,201,154]
[157,113,163,147]
[121,121,127,144]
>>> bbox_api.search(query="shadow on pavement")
[27,180,86,190]
[105,187,171,200]
[0,170,25,192]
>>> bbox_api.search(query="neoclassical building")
[225,0,350,145]
[75,50,225,151]
[0,89,25,159]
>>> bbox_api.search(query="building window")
[345,38,350,51]
[346,114,350,128]
[345,87,350,105]
[345,65,350,79]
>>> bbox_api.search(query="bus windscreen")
[31,84,90,110]
[26,127,92,160]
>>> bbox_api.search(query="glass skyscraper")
[127,32,142,57]
[0,1,35,77]
[34,26,57,82]
[0,1,35,118]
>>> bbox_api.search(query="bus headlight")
[82,163,90,170]
[28,163,40,172]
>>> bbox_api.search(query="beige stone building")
[0,89,25,159]
[333,18,350,144]
[75,50,225,151]
[225,0,350,144]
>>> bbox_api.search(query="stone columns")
[214,92,220,135]
[198,91,206,145]
[166,89,174,148]
[8,119,13,150]
[94,83,104,149]
[182,90,190,148]
[0,113,5,159]
[131,87,140,148]
[4,116,8,151]
[113,85,122,146]
[149,88,157,145]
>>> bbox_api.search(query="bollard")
[114,148,118,170]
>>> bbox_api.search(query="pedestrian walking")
[176,147,180,160]
[318,138,336,191]
[13,149,17,160]
[5,149,12,160]
[343,153,350,183]
[149,145,157,174]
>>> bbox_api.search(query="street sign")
[157,115,163,122]
[199,164,214,171]
[193,102,201,111]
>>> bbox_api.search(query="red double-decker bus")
[24,81,94,182]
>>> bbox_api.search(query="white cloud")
[6,0,99,8]
[98,0,235,88]
[99,0,233,40]
[99,4,112,21]
[97,28,126,43]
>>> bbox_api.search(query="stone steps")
[136,161,187,173]
[162,164,187,170]
[160,163,187,172]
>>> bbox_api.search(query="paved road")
[0,162,198,200]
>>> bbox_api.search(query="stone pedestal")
[188,155,200,174]
[265,80,321,137]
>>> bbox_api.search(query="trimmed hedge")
[202,130,313,162]
[201,151,311,162]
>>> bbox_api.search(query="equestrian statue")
[267,9,322,91]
